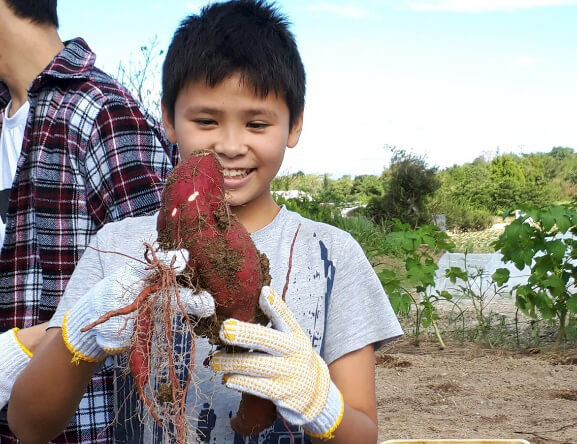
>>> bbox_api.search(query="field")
[375,338,577,444]
[447,223,505,253]
[374,226,577,444]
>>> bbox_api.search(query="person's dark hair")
[4,0,58,28]
[162,0,305,129]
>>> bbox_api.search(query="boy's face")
[163,73,303,212]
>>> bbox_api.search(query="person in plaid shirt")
[0,0,178,441]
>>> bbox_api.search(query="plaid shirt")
[0,38,178,442]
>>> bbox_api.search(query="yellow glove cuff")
[61,312,106,365]
[11,328,33,358]
[304,382,345,440]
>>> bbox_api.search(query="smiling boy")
[8,1,402,443]
[163,72,302,233]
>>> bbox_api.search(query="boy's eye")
[247,122,270,130]
[194,118,217,126]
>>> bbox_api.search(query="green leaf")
[535,291,555,319]
[492,268,511,286]
[445,266,468,284]
[378,269,401,286]
[540,212,556,232]
[388,290,412,315]
[555,215,571,233]
[510,249,532,269]
[567,296,577,313]
[545,239,567,263]
[516,294,529,314]
[439,290,453,300]
[542,275,566,297]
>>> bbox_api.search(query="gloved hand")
[0,328,33,409]
[210,286,344,440]
[62,249,215,364]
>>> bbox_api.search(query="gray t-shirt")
[51,206,402,443]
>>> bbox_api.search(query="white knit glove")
[0,328,33,409]
[62,249,215,364]
[210,286,344,440]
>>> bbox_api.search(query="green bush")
[366,149,439,228]
[273,196,388,256]
[437,201,493,232]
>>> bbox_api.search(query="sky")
[58,0,577,178]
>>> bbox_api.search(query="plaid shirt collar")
[0,37,95,102]
[31,38,94,87]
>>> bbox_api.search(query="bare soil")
[375,338,577,444]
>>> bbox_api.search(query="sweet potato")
[156,150,276,436]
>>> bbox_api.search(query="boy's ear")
[161,103,177,144]
[287,112,304,148]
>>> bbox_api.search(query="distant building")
[341,205,366,218]
[272,190,313,201]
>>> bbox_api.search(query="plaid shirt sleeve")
[83,99,173,225]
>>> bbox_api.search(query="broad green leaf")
[540,212,555,232]
[445,266,468,284]
[389,291,412,315]
[516,294,528,314]
[555,215,571,233]
[567,296,577,313]
[492,268,511,286]
[439,290,453,300]
[542,275,565,297]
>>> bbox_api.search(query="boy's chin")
[223,191,244,208]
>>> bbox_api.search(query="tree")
[367,149,439,227]
[317,175,354,204]
[115,36,164,120]
[351,175,383,204]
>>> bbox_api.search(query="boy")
[0,0,177,440]
[8,1,402,443]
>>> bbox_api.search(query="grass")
[447,227,504,253]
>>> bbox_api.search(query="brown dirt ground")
[375,338,577,444]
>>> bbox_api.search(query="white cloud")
[308,3,371,19]
[407,0,577,13]
[514,55,540,66]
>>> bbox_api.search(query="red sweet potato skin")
[157,151,269,323]
[156,151,276,435]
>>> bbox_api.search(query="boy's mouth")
[222,168,254,178]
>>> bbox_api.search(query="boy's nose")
[214,133,247,158]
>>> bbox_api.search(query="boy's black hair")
[162,0,305,129]
[4,0,59,28]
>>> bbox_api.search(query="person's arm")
[0,323,48,410]
[13,322,49,354]
[318,345,378,443]
[8,327,101,443]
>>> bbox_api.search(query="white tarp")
[434,252,532,297]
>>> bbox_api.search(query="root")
[81,242,199,443]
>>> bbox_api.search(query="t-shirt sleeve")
[322,234,403,365]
